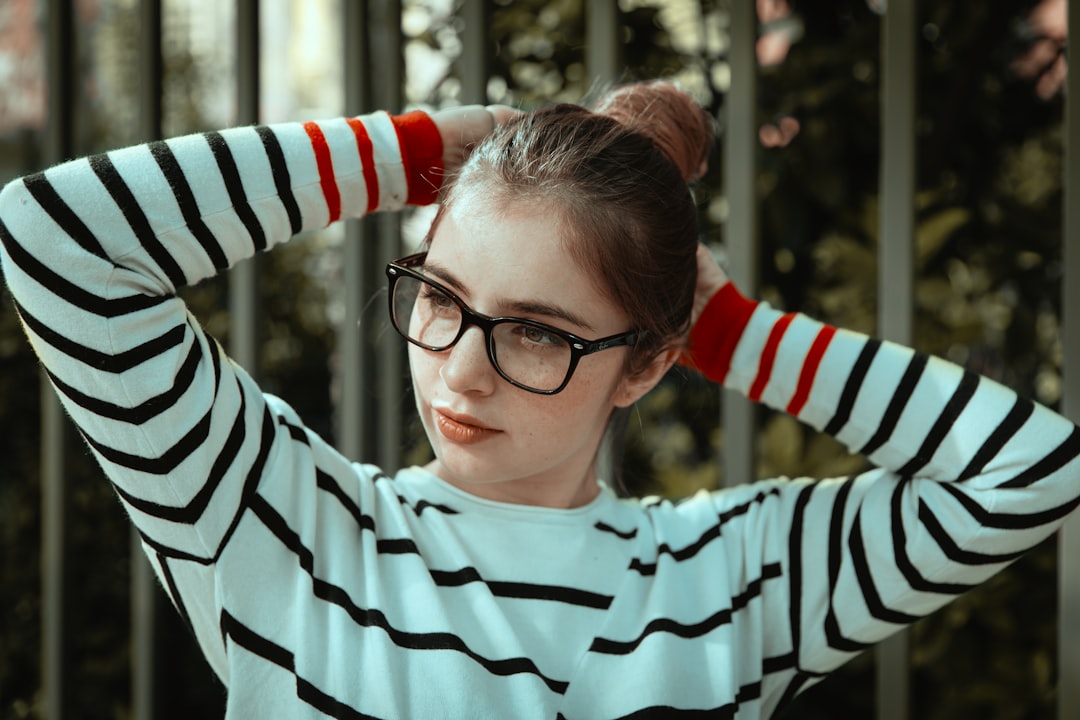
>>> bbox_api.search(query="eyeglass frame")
[385,252,638,395]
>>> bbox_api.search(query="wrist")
[390,110,444,206]
[680,283,758,385]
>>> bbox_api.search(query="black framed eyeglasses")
[385,252,638,395]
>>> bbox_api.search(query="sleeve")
[684,283,1080,701]
[0,110,443,680]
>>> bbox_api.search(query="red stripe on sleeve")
[786,324,837,416]
[680,283,759,385]
[345,117,379,214]
[303,121,341,224]
[748,313,796,402]
[390,111,445,206]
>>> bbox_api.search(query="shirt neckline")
[395,465,616,521]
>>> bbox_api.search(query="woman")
[1,81,1077,719]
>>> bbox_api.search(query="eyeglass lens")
[391,274,573,392]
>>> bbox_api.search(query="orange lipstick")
[434,410,500,444]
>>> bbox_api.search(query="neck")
[424,459,601,509]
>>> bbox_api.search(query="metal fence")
[12,1,1080,718]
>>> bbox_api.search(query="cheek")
[532,363,624,427]
[407,345,439,400]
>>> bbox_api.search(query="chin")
[428,446,511,487]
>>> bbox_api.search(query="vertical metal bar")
[341,0,374,461]
[42,2,75,717]
[458,0,489,104]
[40,387,69,720]
[370,0,404,469]
[1057,3,1080,717]
[876,1,916,718]
[230,0,260,373]
[721,0,757,488]
[131,2,164,718]
[586,0,621,483]
[586,0,620,86]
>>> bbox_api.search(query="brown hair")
[432,80,713,375]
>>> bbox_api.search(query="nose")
[439,325,496,395]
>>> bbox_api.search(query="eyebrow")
[422,260,597,333]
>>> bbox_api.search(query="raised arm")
[683,245,1080,703]
[0,105,508,679]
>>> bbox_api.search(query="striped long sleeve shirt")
[1,110,1079,719]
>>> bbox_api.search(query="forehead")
[425,190,627,333]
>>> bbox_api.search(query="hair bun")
[591,80,714,183]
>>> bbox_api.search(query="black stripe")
[221,610,294,669]
[0,219,166,316]
[204,131,267,252]
[375,538,420,555]
[15,298,186,372]
[21,171,110,260]
[278,415,310,444]
[112,374,244,522]
[774,671,814,717]
[594,520,637,540]
[958,397,1034,481]
[610,703,735,720]
[395,495,459,516]
[859,352,927,457]
[939,481,1080,530]
[156,552,195,633]
[132,528,213,565]
[430,566,613,609]
[250,495,569,694]
[848,508,919,625]
[823,338,880,436]
[610,682,762,720]
[316,470,459,555]
[88,153,188,288]
[86,392,215,475]
[629,488,780,575]
[476,577,612,610]
[824,478,870,653]
[45,338,203,424]
[125,406,276,565]
[918,499,1027,565]
[718,487,781,523]
[315,469,376,533]
[209,406,277,559]
[889,481,975,595]
[149,140,230,270]
[786,484,815,670]
[255,125,302,234]
[628,523,720,576]
[762,652,797,674]
[896,370,980,478]
[589,564,781,655]
[999,424,1080,489]
[221,612,388,720]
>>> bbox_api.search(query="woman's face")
[409,188,646,508]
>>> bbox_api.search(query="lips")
[433,408,501,445]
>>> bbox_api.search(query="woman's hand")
[429,104,520,173]
[690,243,731,328]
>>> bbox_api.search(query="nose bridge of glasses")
[440,322,501,393]
[447,320,492,362]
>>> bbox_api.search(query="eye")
[516,324,567,348]
[420,286,456,310]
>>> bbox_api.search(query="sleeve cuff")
[679,283,759,385]
[391,111,445,206]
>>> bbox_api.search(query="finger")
[486,104,521,126]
